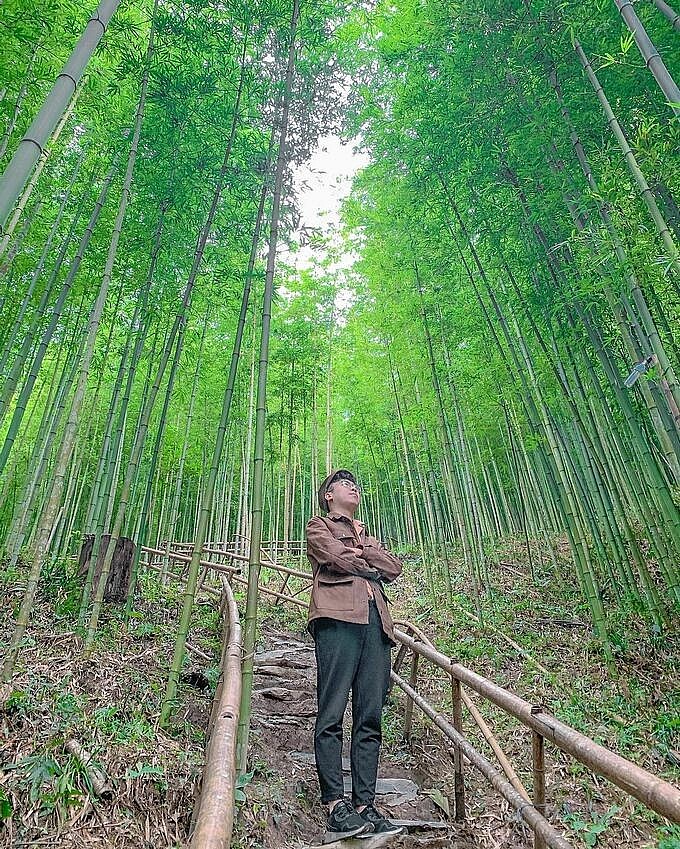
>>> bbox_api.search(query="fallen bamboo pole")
[191,577,242,849]
[65,739,112,798]
[186,641,212,662]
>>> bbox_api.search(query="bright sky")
[292,134,369,271]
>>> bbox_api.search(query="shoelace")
[362,804,383,822]
[332,801,353,821]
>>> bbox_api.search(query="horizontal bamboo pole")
[391,671,572,849]
[261,561,311,580]
[231,574,308,608]
[141,545,239,573]
[226,549,311,580]
[202,546,235,558]
[260,539,306,546]
[394,630,680,823]
[141,560,220,598]
[191,577,242,849]
[224,551,248,562]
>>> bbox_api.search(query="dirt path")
[239,623,477,849]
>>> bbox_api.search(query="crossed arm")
[305,516,402,583]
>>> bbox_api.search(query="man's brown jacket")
[305,512,402,644]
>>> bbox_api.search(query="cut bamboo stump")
[79,534,135,602]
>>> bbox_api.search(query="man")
[306,469,404,843]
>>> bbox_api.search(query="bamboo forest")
[0,0,679,846]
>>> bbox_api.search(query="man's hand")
[357,542,402,583]
[353,547,382,580]
[306,517,385,580]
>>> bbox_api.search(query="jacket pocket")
[316,575,355,612]
[332,531,355,545]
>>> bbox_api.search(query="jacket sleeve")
[359,536,403,583]
[306,516,381,579]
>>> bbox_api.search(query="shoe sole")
[323,824,373,844]
[357,826,405,840]
[324,833,404,849]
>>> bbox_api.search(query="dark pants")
[313,600,392,806]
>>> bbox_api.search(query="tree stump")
[78,534,136,603]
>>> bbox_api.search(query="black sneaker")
[323,800,374,844]
[357,803,405,836]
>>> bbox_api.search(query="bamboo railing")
[190,576,243,849]
[141,539,680,848]
[391,625,680,846]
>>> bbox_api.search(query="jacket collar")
[327,511,364,529]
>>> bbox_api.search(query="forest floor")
[0,538,678,849]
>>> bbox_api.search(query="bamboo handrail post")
[533,724,547,849]
[403,650,419,740]
[390,644,409,694]
[275,571,292,604]
[197,564,209,593]
[451,674,466,822]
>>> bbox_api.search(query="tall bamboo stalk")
[0,161,89,415]
[160,125,271,725]
[549,66,680,438]
[649,0,680,31]
[0,86,82,260]
[574,40,680,277]
[0,0,120,228]
[83,16,252,653]
[0,42,39,162]
[0,159,117,479]
[236,0,299,771]
[610,0,680,116]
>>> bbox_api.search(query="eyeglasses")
[332,479,361,494]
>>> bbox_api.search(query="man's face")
[326,478,361,514]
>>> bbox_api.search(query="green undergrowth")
[0,556,223,847]
[2,543,677,848]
